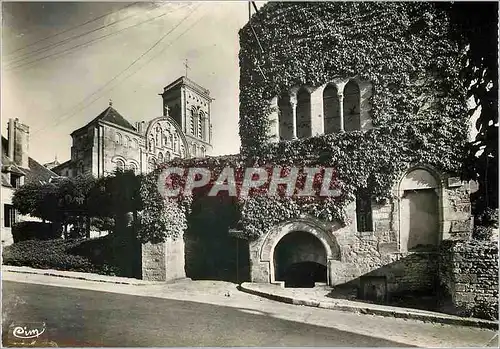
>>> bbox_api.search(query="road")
[3,281,409,347]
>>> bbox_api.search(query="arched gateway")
[249,218,341,287]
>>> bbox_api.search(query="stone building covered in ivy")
[234,2,475,296]
[141,2,497,317]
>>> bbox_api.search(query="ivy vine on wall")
[139,2,470,243]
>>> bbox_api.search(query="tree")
[12,182,59,222]
[88,169,143,236]
[446,2,499,216]
[12,175,97,239]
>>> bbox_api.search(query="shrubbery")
[472,208,498,240]
[2,237,127,277]
[12,221,62,243]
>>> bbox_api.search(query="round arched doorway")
[273,231,327,288]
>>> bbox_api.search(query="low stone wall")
[141,242,166,281]
[439,240,499,320]
[141,237,186,281]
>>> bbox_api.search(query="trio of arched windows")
[115,132,138,149]
[277,79,363,141]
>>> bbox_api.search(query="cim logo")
[9,322,47,342]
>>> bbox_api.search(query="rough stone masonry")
[439,239,499,320]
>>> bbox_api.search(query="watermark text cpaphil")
[157,166,343,199]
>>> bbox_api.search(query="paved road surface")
[2,281,409,347]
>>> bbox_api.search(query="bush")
[12,221,62,243]
[472,208,498,240]
[2,237,124,276]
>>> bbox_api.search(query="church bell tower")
[159,76,213,158]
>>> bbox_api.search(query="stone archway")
[273,231,327,287]
[254,219,340,286]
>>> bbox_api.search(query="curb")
[238,284,499,330]
[2,266,153,286]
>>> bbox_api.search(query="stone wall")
[141,242,166,281]
[141,237,187,282]
[439,240,499,320]
[441,178,474,240]
[333,226,439,295]
[164,237,186,280]
[248,173,472,298]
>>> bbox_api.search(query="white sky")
[2,1,266,164]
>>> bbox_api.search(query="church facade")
[52,76,213,178]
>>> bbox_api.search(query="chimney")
[8,118,15,160]
[8,118,30,169]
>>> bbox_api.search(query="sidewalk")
[239,282,499,330]
[3,265,498,331]
[2,265,157,286]
[3,266,498,347]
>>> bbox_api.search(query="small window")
[116,133,122,144]
[356,191,373,232]
[4,204,16,228]
[10,174,21,188]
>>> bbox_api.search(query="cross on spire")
[109,99,113,107]
[184,58,190,78]
[164,104,170,116]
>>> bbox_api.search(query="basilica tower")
[159,76,213,157]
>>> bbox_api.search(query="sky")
[2,1,265,165]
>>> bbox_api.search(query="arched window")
[278,93,293,140]
[190,107,198,136]
[155,126,161,146]
[115,159,125,171]
[296,87,311,139]
[148,137,154,152]
[192,143,197,157]
[128,162,138,174]
[323,84,341,134]
[180,144,185,157]
[115,133,122,145]
[343,80,360,131]
[158,152,164,163]
[165,130,171,148]
[125,136,131,148]
[200,146,206,157]
[198,111,204,140]
[166,152,171,161]
[132,139,139,149]
[147,158,156,173]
